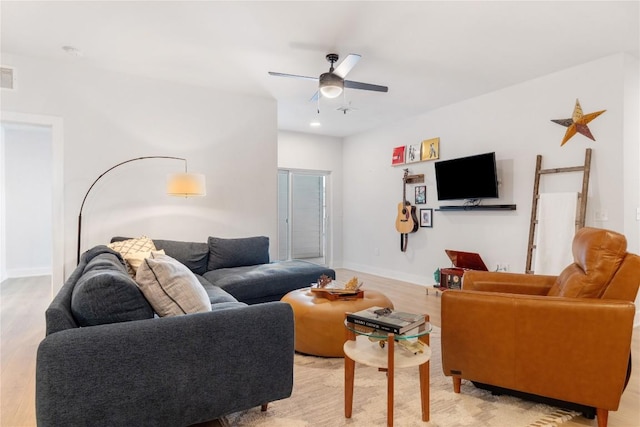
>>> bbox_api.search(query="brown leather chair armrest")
[441,290,635,411]
[462,270,556,295]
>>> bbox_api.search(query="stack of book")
[346,306,425,335]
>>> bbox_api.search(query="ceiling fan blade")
[333,54,361,78]
[310,91,319,102]
[344,80,388,92]
[268,71,318,82]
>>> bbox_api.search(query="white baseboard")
[340,261,432,287]
[7,267,52,278]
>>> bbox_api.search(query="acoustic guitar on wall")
[395,169,419,234]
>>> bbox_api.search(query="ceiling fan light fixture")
[319,72,344,98]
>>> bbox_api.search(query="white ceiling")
[1,1,638,137]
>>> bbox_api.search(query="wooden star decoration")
[551,99,605,146]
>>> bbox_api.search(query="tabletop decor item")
[310,276,364,300]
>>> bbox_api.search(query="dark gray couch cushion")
[153,239,209,275]
[195,275,239,304]
[207,236,269,270]
[83,251,129,275]
[71,256,154,326]
[46,246,126,334]
[203,260,336,304]
[209,301,248,311]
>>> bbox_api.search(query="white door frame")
[1,111,64,298]
[278,168,331,266]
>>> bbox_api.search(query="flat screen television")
[434,152,499,201]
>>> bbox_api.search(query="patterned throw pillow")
[107,236,156,276]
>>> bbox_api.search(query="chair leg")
[261,403,268,412]
[452,376,461,393]
[596,408,608,427]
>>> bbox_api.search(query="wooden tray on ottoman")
[310,287,364,300]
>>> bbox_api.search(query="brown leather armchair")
[441,227,639,427]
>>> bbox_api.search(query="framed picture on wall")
[391,146,406,165]
[420,208,433,228]
[406,143,421,163]
[415,185,426,204]
[421,137,440,161]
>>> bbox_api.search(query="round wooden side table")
[343,315,432,427]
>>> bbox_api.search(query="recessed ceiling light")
[310,121,321,127]
[62,46,83,57]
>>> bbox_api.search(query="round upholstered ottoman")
[281,288,394,357]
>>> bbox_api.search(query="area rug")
[220,328,578,427]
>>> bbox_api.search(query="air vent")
[1,67,15,90]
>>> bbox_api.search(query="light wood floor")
[1,276,51,427]
[2,271,638,427]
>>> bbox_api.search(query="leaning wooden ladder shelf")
[525,148,592,274]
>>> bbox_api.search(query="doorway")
[1,123,53,280]
[278,169,329,265]
[0,111,64,297]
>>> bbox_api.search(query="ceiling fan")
[268,53,388,100]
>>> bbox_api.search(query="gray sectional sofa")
[36,236,335,426]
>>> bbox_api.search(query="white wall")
[1,53,278,281]
[2,124,53,277]
[342,54,639,287]
[623,53,640,255]
[0,125,5,282]
[278,130,344,267]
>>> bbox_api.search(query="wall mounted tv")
[434,152,499,201]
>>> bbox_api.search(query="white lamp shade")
[167,173,206,196]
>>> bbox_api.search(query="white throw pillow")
[135,253,211,317]
[124,249,165,275]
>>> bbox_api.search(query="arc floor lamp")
[77,156,206,264]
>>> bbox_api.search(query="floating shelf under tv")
[436,204,517,211]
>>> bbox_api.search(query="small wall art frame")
[391,146,405,165]
[415,185,426,204]
[406,143,422,163]
[420,137,439,161]
[420,208,433,228]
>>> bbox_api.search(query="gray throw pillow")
[71,269,154,326]
[207,236,269,270]
[136,253,212,317]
